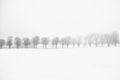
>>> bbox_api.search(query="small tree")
[0,39,6,48]
[32,36,40,48]
[15,37,22,48]
[52,37,59,48]
[23,38,30,48]
[7,36,13,48]
[41,37,49,48]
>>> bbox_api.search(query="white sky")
[0,0,120,39]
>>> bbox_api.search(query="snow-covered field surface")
[0,47,120,80]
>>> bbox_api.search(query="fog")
[0,0,120,38]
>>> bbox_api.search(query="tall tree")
[65,36,71,48]
[41,37,49,48]
[7,36,13,48]
[15,37,22,48]
[0,39,6,48]
[32,36,40,48]
[84,34,93,47]
[23,38,30,48]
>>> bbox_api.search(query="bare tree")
[52,37,59,48]
[104,34,112,47]
[76,36,82,47]
[0,39,6,48]
[92,33,100,47]
[32,36,40,48]
[15,37,22,48]
[65,36,71,48]
[41,37,49,48]
[99,34,106,47]
[7,36,13,48]
[71,38,76,48]
[111,31,119,46]
[60,38,66,48]
[84,34,93,47]
[23,38,30,48]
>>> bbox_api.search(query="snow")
[0,47,120,80]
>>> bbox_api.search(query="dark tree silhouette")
[52,37,59,48]
[41,37,49,48]
[111,31,119,46]
[7,36,13,48]
[0,39,6,48]
[32,36,40,48]
[23,38,30,48]
[15,37,22,48]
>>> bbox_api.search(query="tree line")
[0,31,119,49]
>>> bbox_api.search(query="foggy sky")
[0,0,120,39]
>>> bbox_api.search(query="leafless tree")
[84,34,93,47]
[104,34,112,47]
[60,38,66,48]
[52,37,59,48]
[65,36,71,48]
[92,33,100,47]
[7,36,13,48]
[32,36,40,48]
[71,38,76,48]
[41,37,49,48]
[14,37,22,48]
[0,39,6,48]
[23,38,30,48]
[76,36,82,47]
[99,34,106,47]
[111,31,119,46]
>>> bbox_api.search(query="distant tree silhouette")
[0,39,6,48]
[41,37,49,48]
[23,38,30,48]
[52,37,59,48]
[76,36,82,47]
[92,34,100,47]
[65,36,71,48]
[104,34,112,47]
[84,34,93,47]
[15,37,22,48]
[111,31,119,46]
[7,36,13,48]
[32,36,40,48]
[60,38,66,48]
[99,34,106,47]
[71,38,76,48]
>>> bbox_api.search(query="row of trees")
[0,31,119,49]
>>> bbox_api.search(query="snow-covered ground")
[0,47,120,80]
